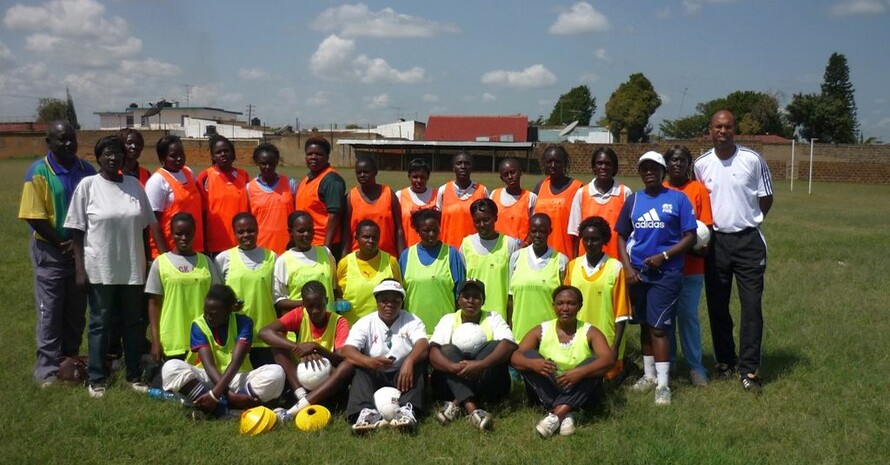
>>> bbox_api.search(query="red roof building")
[425,115,528,142]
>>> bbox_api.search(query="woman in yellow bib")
[146,213,222,367]
[460,198,521,322]
[564,216,631,381]
[399,208,466,335]
[161,285,285,418]
[259,281,352,422]
[215,212,277,367]
[429,280,516,431]
[511,285,615,438]
[273,211,338,315]
[338,220,402,325]
[508,213,569,342]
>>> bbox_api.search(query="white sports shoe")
[559,413,576,436]
[536,413,560,438]
[630,375,657,392]
[469,409,492,431]
[436,402,462,425]
[391,403,417,432]
[655,386,672,406]
[352,408,387,433]
[88,384,106,398]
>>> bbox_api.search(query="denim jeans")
[669,274,706,376]
[87,284,145,384]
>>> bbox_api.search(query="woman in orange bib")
[437,152,488,248]
[295,136,345,258]
[118,129,151,186]
[568,147,632,259]
[396,158,438,248]
[198,134,249,256]
[145,135,204,258]
[532,146,582,259]
[247,143,295,255]
[491,157,536,246]
[343,155,403,257]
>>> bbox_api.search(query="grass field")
[2,157,889,465]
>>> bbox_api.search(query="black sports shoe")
[713,363,735,380]
[740,374,763,394]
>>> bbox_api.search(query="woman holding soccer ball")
[511,285,615,438]
[428,279,516,431]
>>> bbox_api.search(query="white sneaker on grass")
[88,384,106,398]
[129,381,150,394]
[536,413,560,438]
[352,408,387,433]
[559,413,576,436]
[469,409,492,431]
[655,386,672,406]
[436,402,462,425]
[390,403,417,432]
[630,375,657,392]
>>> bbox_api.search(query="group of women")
[63,129,711,435]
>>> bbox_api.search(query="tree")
[660,90,791,139]
[65,87,80,130]
[787,53,858,143]
[659,114,709,139]
[546,85,597,126]
[601,73,661,142]
[36,98,69,124]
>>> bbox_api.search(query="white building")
[181,116,263,139]
[95,103,243,131]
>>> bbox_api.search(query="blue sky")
[1,0,888,141]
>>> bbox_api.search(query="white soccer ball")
[373,386,401,420]
[296,358,332,391]
[694,220,711,251]
[451,322,488,357]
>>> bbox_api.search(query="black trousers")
[345,362,426,421]
[519,350,601,410]
[431,342,511,406]
[704,228,767,376]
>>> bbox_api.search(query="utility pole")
[246,104,255,124]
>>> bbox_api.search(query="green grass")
[2,157,889,464]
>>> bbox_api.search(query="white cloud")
[0,40,15,64]
[310,34,426,84]
[307,91,331,107]
[656,7,672,18]
[365,93,390,109]
[422,94,440,103]
[312,3,460,38]
[579,72,599,83]
[120,58,182,77]
[829,0,887,16]
[238,68,273,81]
[549,2,610,34]
[481,64,557,89]
[595,48,610,61]
[482,92,497,102]
[659,93,673,105]
[683,0,737,15]
[189,83,223,107]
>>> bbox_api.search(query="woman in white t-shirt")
[66,136,164,397]
[340,280,429,434]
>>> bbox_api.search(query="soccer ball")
[373,386,401,420]
[451,322,488,358]
[296,358,332,391]
[694,220,711,251]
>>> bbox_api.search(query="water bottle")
[147,387,179,402]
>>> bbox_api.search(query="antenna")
[559,120,580,137]
[183,84,192,107]
[678,87,688,117]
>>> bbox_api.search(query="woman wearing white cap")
[340,279,429,433]
[614,151,697,406]
[428,279,517,431]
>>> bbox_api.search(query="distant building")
[372,120,425,140]
[425,115,528,142]
[537,125,613,144]
[95,102,243,131]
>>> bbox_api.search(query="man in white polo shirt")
[693,110,773,393]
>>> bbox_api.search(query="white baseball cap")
[372,279,406,298]
[638,151,666,168]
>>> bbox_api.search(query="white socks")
[286,396,311,417]
[643,355,656,379]
[655,362,671,388]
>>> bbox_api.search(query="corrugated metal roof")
[425,115,528,142]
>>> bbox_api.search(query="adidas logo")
[634,208,665,228]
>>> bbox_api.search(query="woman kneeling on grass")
[429,279,517,431]
[511,285,615,438]
[161,284,285,419]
